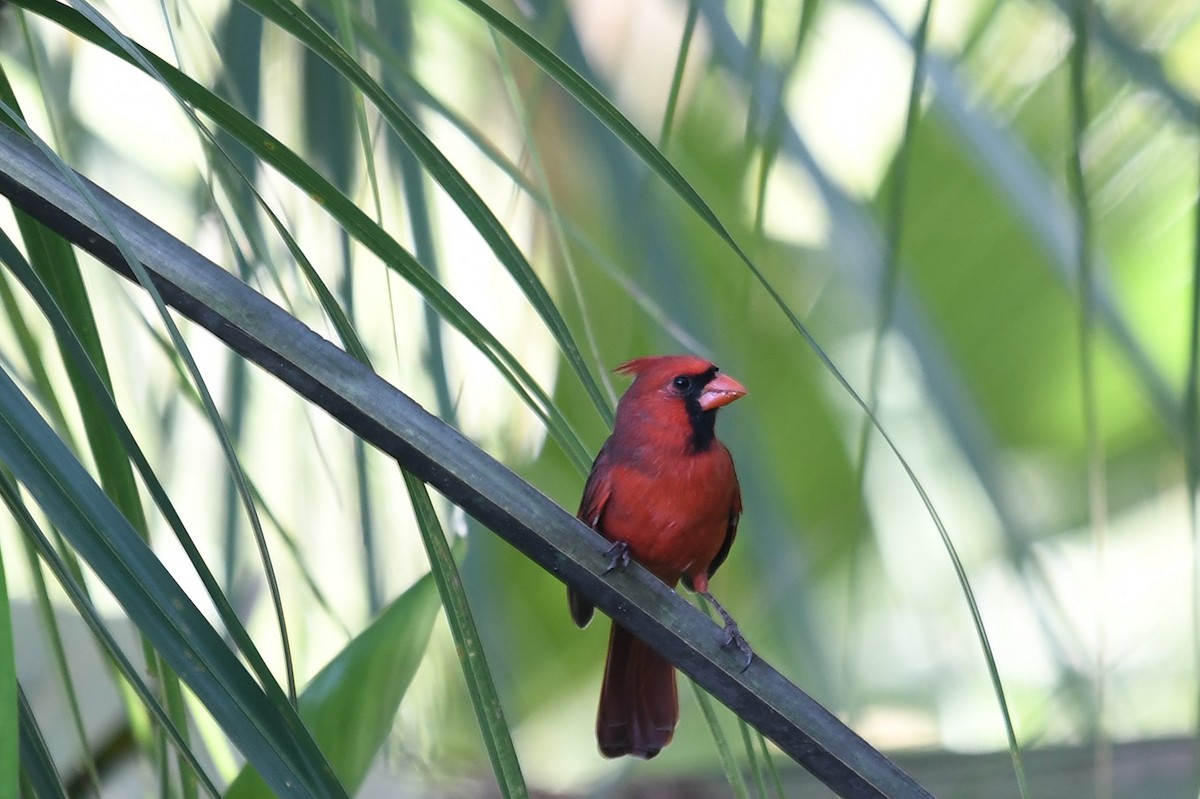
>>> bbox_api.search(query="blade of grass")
[220,353,251,595]
[0,221,309,743]
[370,0,463,425]
[1047,0,1199,124]
[328,0,385,221]
[2,90,307,704]
[832,1,1106,741]
[843,0,935,748]
[0,365,347,798]
[132,262,355,640]
[198,205,259,609]
[303,0,712,357]
[17,686,67,799]
[0,269,70,438]
[739,717,766,799]
[815,0,929,740]
[857,0,933,470]
[5,20,302,713]
[164,671,200,799]
[0,57,189,791]
[17,534,104,797]
[238,0,614,429]
[1067,3,1111,796]
[0,41,149,544]
[700,592,765,793]
[12,0,593,475]
[1188,118,1200,796]
[752,0,819,237]
[0,131,347,789]
[401,471,528,798]
[0,531,14,799]
[660,0,700,149]
[757,730,786,798]
[690,679,749,799]
[490,31,615,407]
[689,6,1033,790]
[863,0,1182,437]
[1,471,221,798]
[744,0,765,146]
[208,2,265,604]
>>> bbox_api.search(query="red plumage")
[569,355,746,759]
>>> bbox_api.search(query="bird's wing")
[569,443,614,627]
[577,445,614,531]
[706,450,741,579]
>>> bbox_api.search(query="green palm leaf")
[0,364,346,799]
[225,571,440,798]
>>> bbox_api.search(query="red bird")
[569,355,748,759]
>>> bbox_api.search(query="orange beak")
[698,372,747,411]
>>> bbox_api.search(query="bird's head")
[613,355,747,452]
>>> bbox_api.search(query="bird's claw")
[720,621,754,671]
[602,541,631,574]
[702,589,753,670]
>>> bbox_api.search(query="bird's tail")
[597,623,678,759]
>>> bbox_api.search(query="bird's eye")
[672,375,692,391]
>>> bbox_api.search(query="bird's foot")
[719,620,754,671]
[701,590,753,671]
[602,541,631,574]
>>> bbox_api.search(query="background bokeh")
[2,0,1199,795]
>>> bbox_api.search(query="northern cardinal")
[568,355,749,759]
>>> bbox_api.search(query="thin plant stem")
[1067,1,1111,796]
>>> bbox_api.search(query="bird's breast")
[597,447,735,583]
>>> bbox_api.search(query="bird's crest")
[615,355,715,379]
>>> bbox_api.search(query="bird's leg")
[700,590,753,670]
[602,540,631,574]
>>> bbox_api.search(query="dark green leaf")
[17,687,67,799]
[0,539,14,799]
[0,364,346,799]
